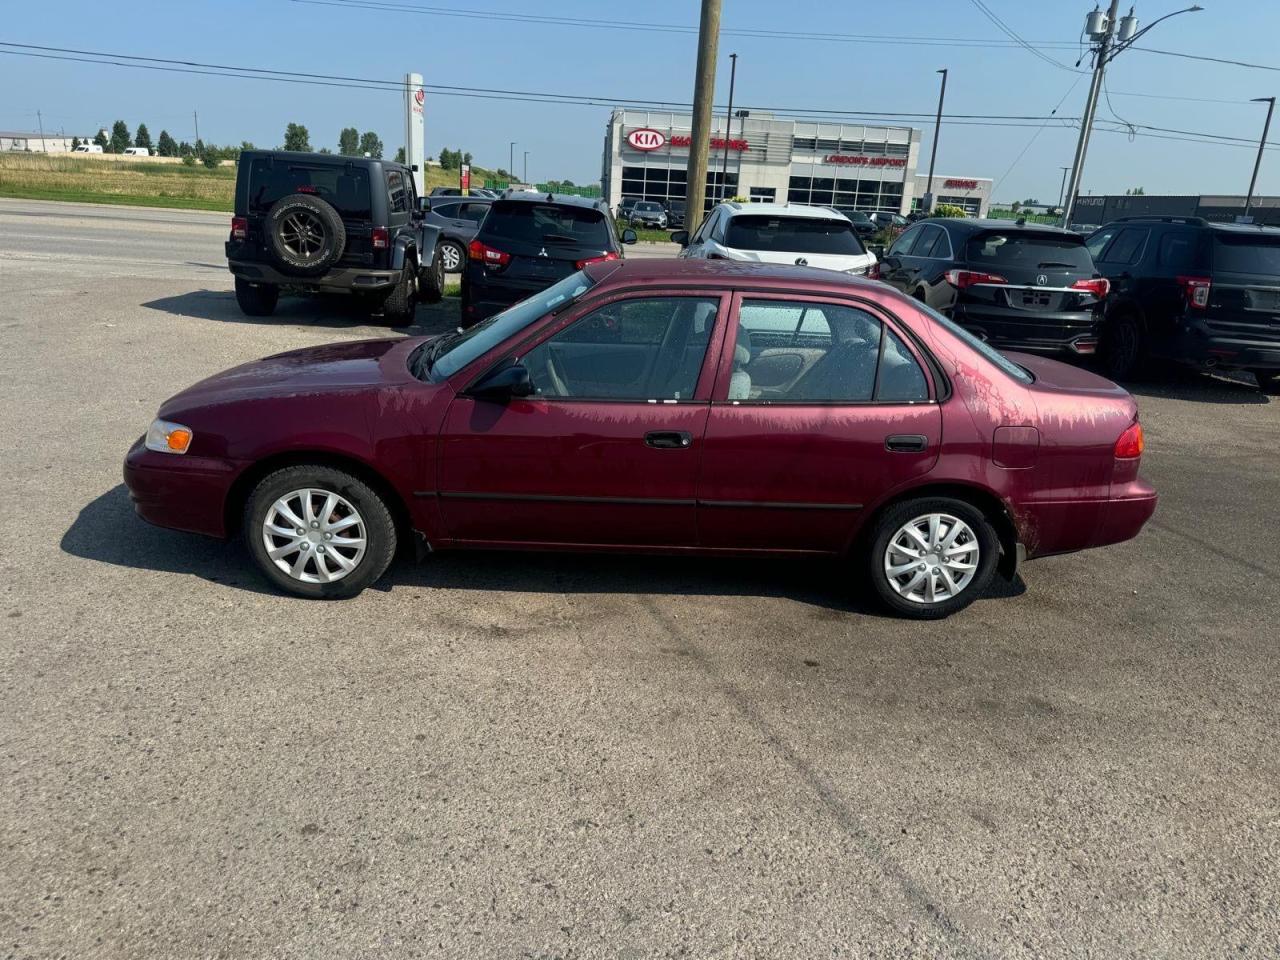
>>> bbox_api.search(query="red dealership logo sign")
[626,128,667,152]
[823,154,907,168]
[944,178,978,189]
[414,88,425,107]
[671,134,749,151]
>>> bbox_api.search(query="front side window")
[522,297,719,401]
[1085,227,1116,262]
[730,300,928,403]
[1099,227,1149,265]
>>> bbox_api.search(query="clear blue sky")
[3,0,1278,202]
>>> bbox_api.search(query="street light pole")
[523,150,529,185]
[924,68,947,214]
[1244,96,1275,219]
[719,52,737,201]
[509,141,516,183]
[1057,166,1071,208]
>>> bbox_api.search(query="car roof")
[584,257,881,291]
[1101,215,1280,236]
[714,202,851,220]
[431,194,493,203]
[239,149,392,167]
[498,191,606,210]
[924,217,1080,237]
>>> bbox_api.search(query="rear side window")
[888,225,924,256]
[481,201,611,246]
[432,201,461,218]
[724,215,866,255]
[1099,227,1148,265]
[966,232,1093,271]
[247,159,371,219]
[1158,230,1204,273]
[1211,234,1280,275]
[387,169,408,214]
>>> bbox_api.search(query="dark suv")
[1086,216,1280,391]
[461,193,635,326]
[877,218,1108,358]
[424,195,493,273]
[226,150,445,325]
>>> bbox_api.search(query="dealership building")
[601,108,992,218]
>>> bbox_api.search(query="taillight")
[576,251,620,270]
[371,227,390,250]
[231,216,247,241]
[1114,420,1144,459]
[1177,275,1211,309]
[945,269,1007,289]
[1070,277,1110,298]
[469,239,510,268]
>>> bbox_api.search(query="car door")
[683,208,720,259]
[436,291,730,547]
[1096,226,1150,306]
[697,293,942,553]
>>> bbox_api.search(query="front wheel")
[864,497,999,619]
[244,465,398,599]
[235,278,278,317]
[438,240,465,274]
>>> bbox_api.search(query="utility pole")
[36,109,46,153]
[1244,96,1275,219]
[193,110,200,144]
[523,150,529,185]
[719,52,737,201]
[684,0,722,234]
[1057,166,1071,208]
[924,69,947,214]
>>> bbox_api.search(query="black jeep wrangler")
[226,150,445,325]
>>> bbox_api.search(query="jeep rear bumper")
[228,258,398,293]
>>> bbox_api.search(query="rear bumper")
[1165,324,1280,371]
[463,270,554,322]
[228,257,399,293]
[123,437,240,538]
[954,305,1100,355]
[1021,479,1158,558]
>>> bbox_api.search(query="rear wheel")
[1101,313,1147,381]
[419,248,445,304]
[234,278,278,317]
[380,260,417,327]
[244,465,397,599]
[1249,369,1280,395]
[864,497,999,620]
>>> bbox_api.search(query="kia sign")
[626,128,667,152]
[414,88,425,108]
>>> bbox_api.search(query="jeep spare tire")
[265,193,346,277]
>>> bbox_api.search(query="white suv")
[674,202,877,276]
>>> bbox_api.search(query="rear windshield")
[482,201,611,246]
[247,158,371,219]
[724,215,866,255]
[966,231,1092,271]
[1212,234,1280,275]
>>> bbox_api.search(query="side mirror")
[469,359,534,401]
[670,230,689,246]
[620,228,638,245]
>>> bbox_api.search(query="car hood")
[159,337,423,415]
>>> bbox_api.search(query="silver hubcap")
[441,244,462,271]
[262,488,367,584]
[884,513,980,604]
[280,210,325,259]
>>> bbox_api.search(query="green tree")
[317,147,333,154]
[134,123,153,151]
[283,122,311,152]
[109,120,131,154]
[338,127,359,155]
[70,136,81,151]
[358,131,383,158]
[394,146,406,163]
[181,152,197,167]
[1124,186,1145,196]
[463,151,472,165]
[156,130,177,157]
[92,129,109,151]
[239,140,256,152]
[177,140,193,157]
[201,149,220,169]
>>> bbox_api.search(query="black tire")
[234,278,279,317]
[244,465,397,600]
[1100,312,1147,381]
[380,260,418,327]
[863,496,999,620]
[1249,369,1280,395]
[264,194,346,277]
[439,239,465,274]
[419,248,445,304]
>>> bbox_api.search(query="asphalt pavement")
[1,197,1277,959]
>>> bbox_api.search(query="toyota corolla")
[124,259,1156,619]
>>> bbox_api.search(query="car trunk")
[1204,233,1280,343]
[962,230,1100,314]
[475,201,614,288]
[722,215,871,271]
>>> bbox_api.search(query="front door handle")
[645,430,693,449]
[885,434,928,453]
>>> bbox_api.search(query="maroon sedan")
[124,259,1156,618]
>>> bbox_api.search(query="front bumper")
[123,437,240,538]
[228,257,399,293]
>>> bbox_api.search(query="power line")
[966,0,1081,72]
[1131,46,1280,73]
[994,73,1086,190]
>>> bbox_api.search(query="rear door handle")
[645,431,693,449]
[885,434,928,453]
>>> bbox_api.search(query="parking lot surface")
[1,197,1277,959]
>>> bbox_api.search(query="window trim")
[712,291,937,406]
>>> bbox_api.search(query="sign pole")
[403,72,426,196]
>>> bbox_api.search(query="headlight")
[145,418,194,454]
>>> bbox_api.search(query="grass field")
[0,153,499,212]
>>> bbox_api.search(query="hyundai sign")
[626,128,666,152]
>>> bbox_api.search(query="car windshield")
[416,271,597,382]
[966,232,1093,270]
[846,211,873,223]
[724,215,866,255]
[914,299,1034,384]
[482,201,611,246]
[635,202,662,213]
[1212,234,1280,275]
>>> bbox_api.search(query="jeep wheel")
[419,248,445,304]
[264,194,346,277]
[380,261,417,327]
[234,278,279,317]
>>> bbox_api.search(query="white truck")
[73,143,104,154]
[122,147,150,157]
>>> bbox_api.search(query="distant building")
[1069,193,1280,229]
[0,131,92,154]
